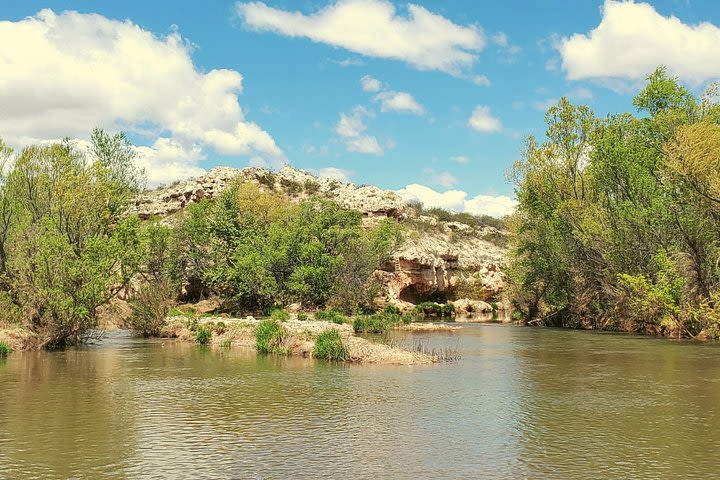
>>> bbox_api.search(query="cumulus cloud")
[423,168,457,188]
[361,75,382,92]
[449,155,468,164]
[396,184,516,218]
[557,0,720,85]
[335,106,383,155]
[316,167,352,182]
[374,91,424,115]
[237,0,485,76]
[0,9,283,185]
[468,106,502,133]
[471,75,491,87]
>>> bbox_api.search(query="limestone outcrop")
[132,166,405,224]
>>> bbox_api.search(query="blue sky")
[1,0,719,216]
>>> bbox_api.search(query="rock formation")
[133,166,509,311]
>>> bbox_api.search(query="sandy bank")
[160,316,439,365]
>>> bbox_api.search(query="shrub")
[194,325,212,345]
[0,341,11,356]
[127,280,177,338]
[315,309,349,324]
[297,312,309,321]
[256,172,276,189]
[353,312,406,333]
[280,178,303,195]
[303,180,320,194]
[270,309,290,322]
[415,302,456,318]
[255,319,287,354]
[314,329,347,361]
[214,321,227,335]
[383,304,402,315]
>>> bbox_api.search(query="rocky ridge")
[132,166,509,313]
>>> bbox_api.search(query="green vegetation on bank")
[163,182,402,315]
[313,329,348,361]
[509,67,720,338]
[0,341,11,356]
[255,319,287,355]
[0,129,157,348]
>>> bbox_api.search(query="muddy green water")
[1,325,720,479]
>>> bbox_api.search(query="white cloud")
[396,184,516,218]
[557,0,720,85]
[361,75,382,92]
[468,105,502,133]
[423,168,457,188]
[533,98,558,111]
[133,138,206,187]
[491,31,521,63]
[492,32,509,47]
[568,87,593,101]
[317,167,352,182]
[335,57,365,67]
[374,91,424,115]
[346,136,383,154]
[237,0,485,76]
[471,75,491,87]
[335,106,383,155]
[449,155,468,164]
[0,9,284,185]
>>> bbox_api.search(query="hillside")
[133,166,509,314]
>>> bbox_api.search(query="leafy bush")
[256,172,276,189]
[314,329,347,361]
[297,312,309,321]
[255,319,287,354]
[0,130,146,348]
[415,302,456,318]
[194,325,212,345]
[0,341,11,356]
[280,178,303,195]
[127,280,176,338]
[315,309,349,324]
[270,309,290,322]
[383,304,402,315]
[353,312,408,333]
[214,321,227,335]
[303,180,320,194]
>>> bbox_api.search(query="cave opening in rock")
[399,284,454,305]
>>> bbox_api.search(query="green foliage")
[127,280,176,338]
[303,180,321,194]
[270,309,290,322]
[194,325,212,345]
[0,130,146,347]
[313,329,347,361]
[297,312,309,321]
[315,308,349,324]
[255,319,287,355]
[508,67,720,336]
[279,178,303,195]
[352,312,408,334]
[0,341,11,356]
[415,302,455,318]
[170,182,398,314]
[214,321,227,335]
[383,304,401,315]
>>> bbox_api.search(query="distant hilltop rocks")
[133,166,406,224]
[132,166,509,314]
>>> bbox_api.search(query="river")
[1,324,719,479]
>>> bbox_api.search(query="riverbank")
[159,316,460,365]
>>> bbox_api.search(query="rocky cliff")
[133,167,509,313]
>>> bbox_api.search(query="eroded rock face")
[132,166,508,308]
[132,166,406,223]
[378,223,508,310]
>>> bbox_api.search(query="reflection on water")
[1,327,720,479]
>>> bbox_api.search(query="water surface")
[1,325,719,479]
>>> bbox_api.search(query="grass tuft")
[314,329,347,361]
